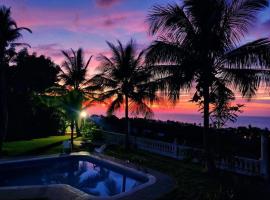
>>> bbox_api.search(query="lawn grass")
[3,135,70,157]
[105,145,270,200]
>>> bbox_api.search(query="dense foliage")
[7,49,61,140]
[81,121,103,142]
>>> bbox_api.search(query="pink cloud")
[96,0,123,8]
[261,20,270,34]
[30,43,63,64]
[76,12,147,35]
[247,19,270,39]
[12,6,147,36]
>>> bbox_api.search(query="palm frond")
[222,68,262,98]
[85,55,93,70]
[106,41,122,65]
[146,40,188,65]
[90,74,117,89]
[10,42,31,48]
[222,38,270,69]
[107,95,123,116]
[226,0,268,43]
[16,27,32,34]
[129,100,154,119]
[61,50,74,70]
[147,3,195,38]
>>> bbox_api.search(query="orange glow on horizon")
[85,91,270,118]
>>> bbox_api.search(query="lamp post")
[80,110,87,132]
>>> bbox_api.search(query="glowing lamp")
[80,110,87,118]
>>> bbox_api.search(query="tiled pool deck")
[0,152,176,200]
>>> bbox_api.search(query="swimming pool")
[0,154,156,199]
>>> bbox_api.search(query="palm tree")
[146,0,270,171]
[39,48,94,149]
[38,89,86,150]
[0,6,31,152]
[91,40,158,149]
[57,48,93,137]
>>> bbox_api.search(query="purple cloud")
[103,15,126,26]
[248,19,270,39]
[96,0,123,8]
[262,19,270,30]
[31,43,63,63]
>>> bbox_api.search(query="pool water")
[0,156,146,197]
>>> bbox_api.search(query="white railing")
[136,137,178,158]
[103,131,126,145]
[215,156,260,176]
[102,131,262,177]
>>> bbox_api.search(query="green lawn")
[105,146,269,200]
[3,135,70,157]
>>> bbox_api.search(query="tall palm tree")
[0,6,31,152]
[40,48,94,149]
[58,48,93,137]
[146,0,270,171]
[91,40,158,149]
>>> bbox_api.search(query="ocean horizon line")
[152,113,270,129]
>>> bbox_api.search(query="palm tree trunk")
[125,95,129,150]
[203,83,215,172]
[70,120,74,151]
[0,52,8,155]
[75,119,81,137]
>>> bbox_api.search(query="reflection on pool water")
[0,157,145,197]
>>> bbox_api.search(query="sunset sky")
[1,0,270,118]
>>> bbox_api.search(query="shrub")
[82,121,103,141]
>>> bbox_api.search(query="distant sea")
[154,113,270,129]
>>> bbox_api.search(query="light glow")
[80,110,87,118]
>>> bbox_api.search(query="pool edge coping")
[0,152,165,200]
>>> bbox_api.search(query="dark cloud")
[96,0,123,8]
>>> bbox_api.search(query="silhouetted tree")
[91,40,158,149]
[146,0,270,171]
[40,48,94,149]
[8,49,60,140]
[0,6,31,151]
[60,48,94,137]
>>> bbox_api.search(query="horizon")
[1,0,270,119]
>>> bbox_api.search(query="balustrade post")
[260,130,269,180]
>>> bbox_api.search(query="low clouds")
[96,0,123,8]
